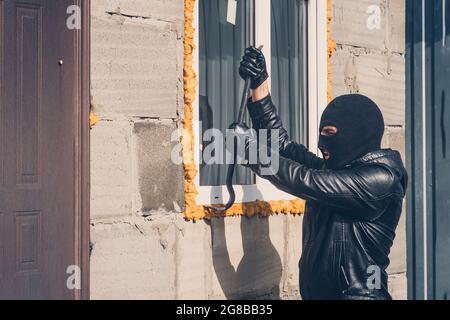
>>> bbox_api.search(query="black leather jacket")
[247,95,408,300]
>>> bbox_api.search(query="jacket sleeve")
[252,156,397,221]
[247,95,324,170]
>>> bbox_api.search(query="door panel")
[16,4,41,186]
[0,0,89,299]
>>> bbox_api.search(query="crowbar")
[206,45,264,213]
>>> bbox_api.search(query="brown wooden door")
[0,0,90,299]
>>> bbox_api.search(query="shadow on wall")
[206,189,283,300]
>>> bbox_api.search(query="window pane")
[199,0,255,186]
[271,0,309,145]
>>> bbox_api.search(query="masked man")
[238,46,407,300]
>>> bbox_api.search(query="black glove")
[239,46,269,90]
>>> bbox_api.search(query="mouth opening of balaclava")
[318,94,385,170]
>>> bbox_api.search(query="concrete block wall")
[330,0,407,299]
[90,0,407,300]
[90,214,303,300]
[89,0,302,300]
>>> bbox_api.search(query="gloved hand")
[239,46,269,90]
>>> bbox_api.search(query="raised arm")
[239,46,323,169]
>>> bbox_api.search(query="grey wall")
[90,0,184,219]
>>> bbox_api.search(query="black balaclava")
[318,94,385,170]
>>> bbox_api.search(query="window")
[193,0,327,206]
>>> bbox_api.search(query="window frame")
[191,0,327,207]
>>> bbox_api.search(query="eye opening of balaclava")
[318,94,385,170]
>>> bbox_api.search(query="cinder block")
[91,0,184,26]
[90,216,177,300]
[331,0,404,54]
[175,215,300,300]
[387,206,406,274]
[382,126,406,161]
[331,49,405,126]
[133,121,184,213]
[208,216,284,299]
[388,272,407,300]
[91,121,132,219]
[91,15,180,119]
[176,218,211,300]
[282,214,303,299]
[387,0,406,53]
[331,0,387,51]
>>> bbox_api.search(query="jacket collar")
[345,149,401,168]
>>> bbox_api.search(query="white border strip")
[308,0,328,154]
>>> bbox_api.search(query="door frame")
[406,0,450,300]
[74,0,90,300]
[406,0,430,301]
